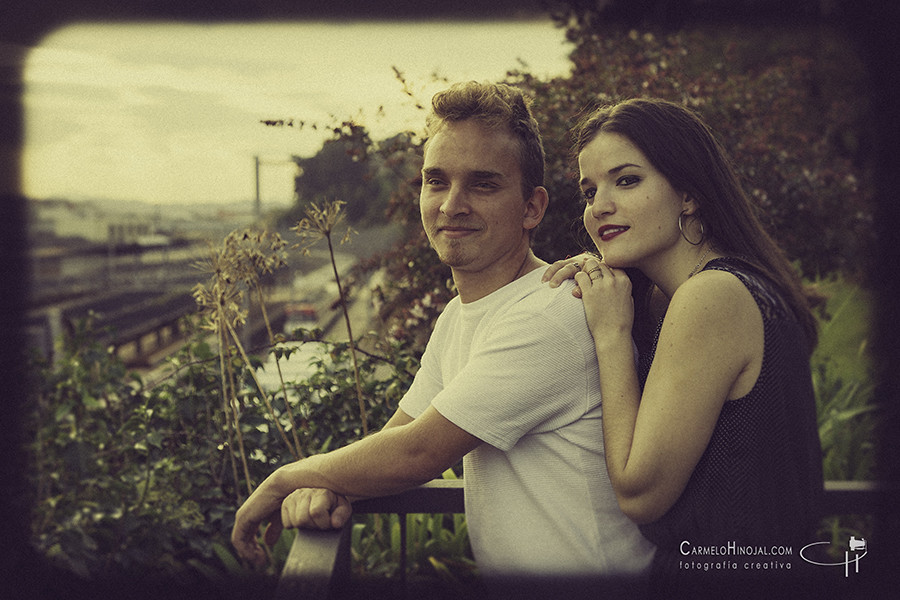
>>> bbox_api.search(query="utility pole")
[254,155,297,218]
[254,155,261,218]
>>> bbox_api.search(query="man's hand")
[231,477,288,568]
[282,488,352,530]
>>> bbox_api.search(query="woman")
[544,98,823,590]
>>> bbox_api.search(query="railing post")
[399,513,407,591]
[275,522,352,600]
[276,480,464,598]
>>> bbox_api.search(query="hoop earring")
[678,211,704,246]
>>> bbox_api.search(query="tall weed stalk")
[193,229,302,480]
[293,200,369,436]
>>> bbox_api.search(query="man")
[231,81,654,584]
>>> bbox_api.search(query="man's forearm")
[233,404,480,564]
[265,415,462,501]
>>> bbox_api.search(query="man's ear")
[524,186,549,231]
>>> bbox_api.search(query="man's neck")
[453,250,546,303]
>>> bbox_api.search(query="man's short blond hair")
[425,81,545,200]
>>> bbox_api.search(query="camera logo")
[800,536,867,577]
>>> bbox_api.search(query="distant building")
[30,198,156,246]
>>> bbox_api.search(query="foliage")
[811,275,878,481]
[351,470,476,586]
[273,120,388,224]
[192,226,303,517]
[27,320,236,581]
[25,216,419,587]
[807,274,879,554]
[293,200,369,434]
[26,318,415,591]
[515,25,872,275]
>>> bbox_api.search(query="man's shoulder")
[511,274,585,320]
[489,276,594,353]
[433,270,586,332]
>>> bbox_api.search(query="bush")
[26,318,420,584]
[25,211,446,591]
[28,320,232,580]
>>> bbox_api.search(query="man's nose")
[440,185,471,216]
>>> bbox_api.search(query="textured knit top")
[637,257,824,569]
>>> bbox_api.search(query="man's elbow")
[402,446,457,485]
[390,412,476,485]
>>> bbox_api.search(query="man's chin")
[434,246,469,268]
[438,255,468,269]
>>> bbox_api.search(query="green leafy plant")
[350,470,476,588]
[811,274,878,481]
[28,319,235,580]
[807,274,879,555]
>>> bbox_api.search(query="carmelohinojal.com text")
[679,541,794,571]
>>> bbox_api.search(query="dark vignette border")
[1,2,897,599]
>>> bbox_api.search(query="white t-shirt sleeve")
[398,300,456,419]
[398,349,442,420]
[430,308,593,451]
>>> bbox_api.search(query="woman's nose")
[590,188,617,219]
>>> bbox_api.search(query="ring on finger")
[587,266,602,275]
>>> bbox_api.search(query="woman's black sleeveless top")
[636,257,824,572]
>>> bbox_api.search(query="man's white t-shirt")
[399,267,655,578]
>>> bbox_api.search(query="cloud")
[22,20,572,205]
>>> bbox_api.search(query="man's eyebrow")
[469,170,504,180]
[421,167,505,180]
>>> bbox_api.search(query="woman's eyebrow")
[580,163,643,187]
[608,162,642,174]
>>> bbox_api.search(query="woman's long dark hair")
[573,98,818,350]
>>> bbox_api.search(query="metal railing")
[275,479,464,599]
[274,479,894,599]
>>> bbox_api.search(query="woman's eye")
[581,188,596,202]
[617,175,640,186]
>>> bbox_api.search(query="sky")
[21,20,574,209]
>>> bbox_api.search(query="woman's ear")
[680,192,699,217]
